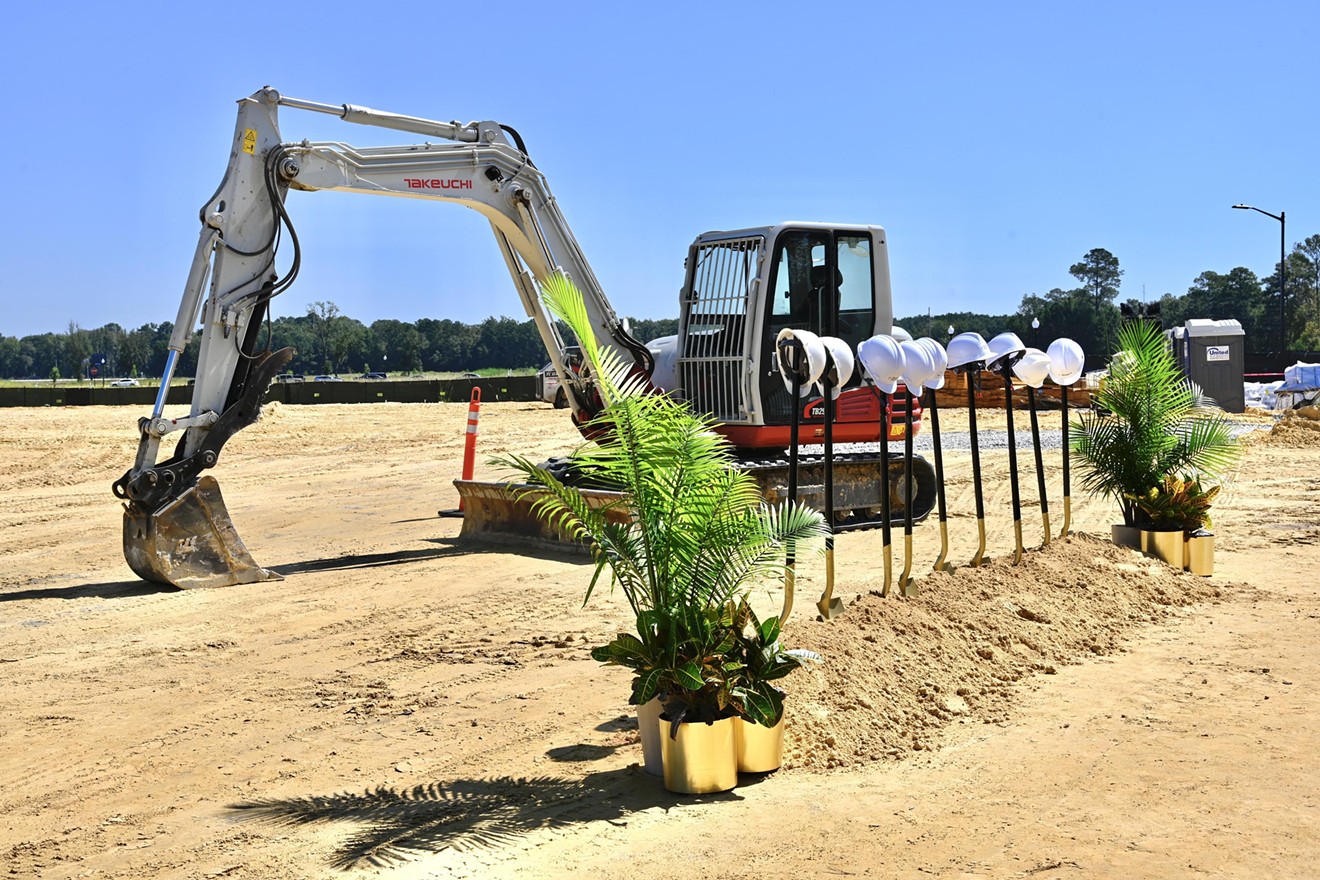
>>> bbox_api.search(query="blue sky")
[2,1,1314,338]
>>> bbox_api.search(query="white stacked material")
[1244,380,1284,410]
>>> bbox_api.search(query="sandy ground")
[1,401,1317,879]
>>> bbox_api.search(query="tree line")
[0,303,678,381]
[897,236,1320,364]
[6,235,1319,381]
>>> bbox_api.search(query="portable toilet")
[1173,319,1245,413]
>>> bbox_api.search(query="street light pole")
[1233,203,1287,354]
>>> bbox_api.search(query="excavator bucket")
[122,476,280,590]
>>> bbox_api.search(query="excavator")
[112,87,937,589]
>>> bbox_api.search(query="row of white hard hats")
[948,331,1084,385]
[779,328,1086,397]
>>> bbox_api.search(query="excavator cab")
[676,223,937,526]
[677,223,896,448]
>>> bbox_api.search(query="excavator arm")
[113,87,651,588]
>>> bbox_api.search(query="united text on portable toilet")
[1177,318,1245,413]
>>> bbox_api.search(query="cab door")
[760,228,877,425]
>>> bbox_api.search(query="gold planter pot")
[659,716,737,794]
[735,716,785,774]
[1112,524,1141,549]
[637,697,664,776]
[1141,528,1185,569]
[1185,532,1214,577]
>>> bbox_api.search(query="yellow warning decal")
[242,128,258,155]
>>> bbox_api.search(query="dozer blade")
[123,476,280,590]
[454,479,629,553]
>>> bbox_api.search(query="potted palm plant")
[495,274,828,794]
[1071,321,1240,549]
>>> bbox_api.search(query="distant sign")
[1206,345,1231,363]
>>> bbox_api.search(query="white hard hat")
[1046,337,1085,386]
[986,332,1027,369]
[857,334,906,394]
[1012,347,1052,389]
[890,325,914,343]
[917,338,948,389]
[776,328,827,397]
[946,332,992,370]
[899,339,937,392]
[818,336,856,399]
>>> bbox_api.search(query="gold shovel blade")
[816,548,844,619]
[123,476,280,590]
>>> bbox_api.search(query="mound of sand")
[781,532,1219,770]
[1266,408,1320,447]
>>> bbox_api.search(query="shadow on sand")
[0,579,177,603]
[228,769,728,869]
[271,537,591,578]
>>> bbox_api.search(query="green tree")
[1183,268,1267,352]
[306,301,340,373]
[1070,248,1124,312]
[1296,235,1320,331]
[626,318,679,344]
[63,321,90,383]
[893,311,1007,343]
[1018,287,1118,360]
[327,317,366,374]
[0,335,25,378]
[120,324,155,379]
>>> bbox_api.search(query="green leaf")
[632,668,665,706]
[738,683,785,727]
[673,661,704,691]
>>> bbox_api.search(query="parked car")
[109,378,139,387]
[276,373,305,383]
[359,372,388,380]
[313,375,342,382]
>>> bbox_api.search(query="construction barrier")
[0,376,539,407]
[458,388,482,512]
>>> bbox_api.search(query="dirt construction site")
[2,400,1319,879]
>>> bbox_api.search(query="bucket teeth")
[123,476,279,589]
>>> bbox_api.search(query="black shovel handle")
[903,386,914,536]
[1028,385,1048,515]
[1061,384,1070,497]
[823,369,835,552]
[1002,365,1021,524]
[928,390,948,524]
[879,391,892,546]
[967,371,985,521]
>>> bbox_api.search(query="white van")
[535,363,568,408]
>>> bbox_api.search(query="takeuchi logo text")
[404,178,473,190]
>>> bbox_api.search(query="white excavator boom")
[113,88,652,588]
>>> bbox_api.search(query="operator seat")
[805,264,841,336]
